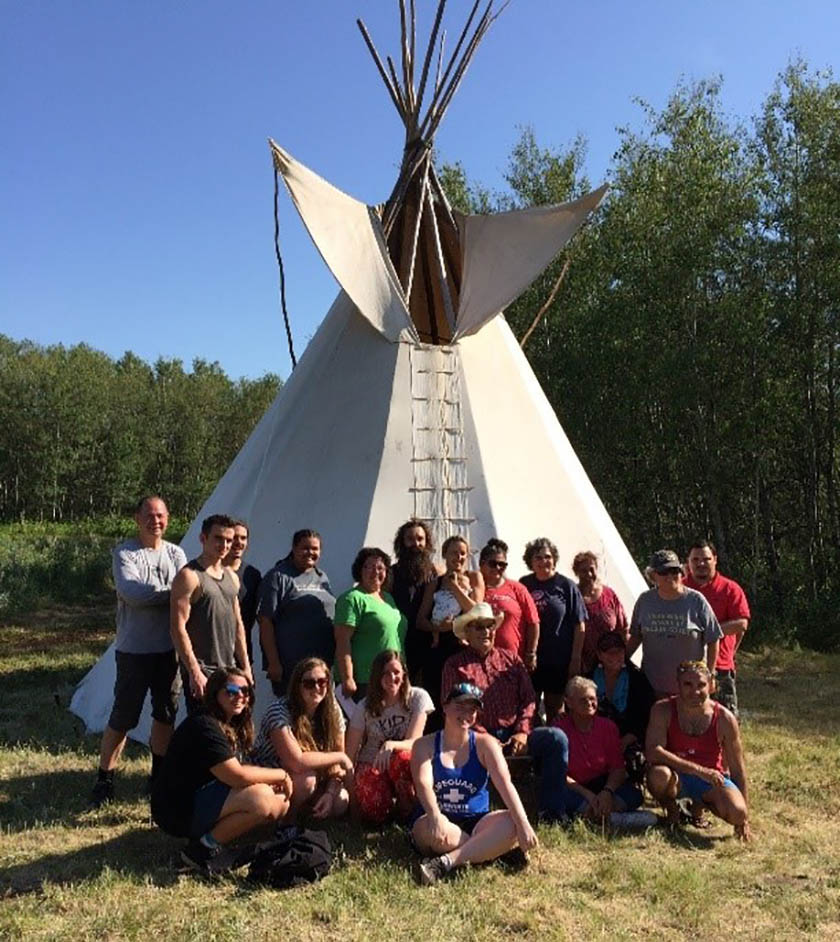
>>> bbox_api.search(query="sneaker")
[415,855,449,886]
[179,840,234,877]
[499,846,530,870]
[89,778,114,808]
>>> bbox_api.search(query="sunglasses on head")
[224,683,250,698]
[485,560,507,570]
[301,676,329,691]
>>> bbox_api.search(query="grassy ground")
[1,610,839,940]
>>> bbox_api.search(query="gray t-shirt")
[631,588,722,694]
[113,538,187,654]
[257,558,336,674]
[349,686,434,766]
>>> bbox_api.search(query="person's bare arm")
[410,735,451,846]
[569,621,586,677]
[468,570,485,605]
[334,624,356,695]
[344,720,364,766]
[720,618,748,636]
[170,567,205,699]
[416,581,437,633]
[705,638,720,675]
[269,726,352,776]
[478,734,537,851]
[259,615,283,686]
[230,593,252,683]
[211,757,292,797]
[720,710,749,803]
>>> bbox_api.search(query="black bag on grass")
[247,827,332,888]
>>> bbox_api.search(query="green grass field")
[1,607,839,940]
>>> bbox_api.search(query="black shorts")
[108,650,180,731]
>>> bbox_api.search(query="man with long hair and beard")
[390,520,440,684]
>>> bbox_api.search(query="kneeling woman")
[151,668,292,874]
[252,657,352,820]
[346,649,434,824]
[410,682,537,885]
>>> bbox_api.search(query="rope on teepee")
[273,165,297,369]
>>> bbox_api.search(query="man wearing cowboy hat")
[440,602,570,822]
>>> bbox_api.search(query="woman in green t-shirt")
[334,547,407,706]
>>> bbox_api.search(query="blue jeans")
[526,726,571,817]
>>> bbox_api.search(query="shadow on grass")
[0,674,102,755]
[0,767,152,834]
[0,825,182,897]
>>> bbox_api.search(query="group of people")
[91,495,753,881]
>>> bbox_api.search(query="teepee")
[71,1,645,741]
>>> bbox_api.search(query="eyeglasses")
[533,553,554,561]
[469,622,497,633]
[659,568,683,576]
[224,683,250,698]
[485,560,508,571]
[301,676,329,691]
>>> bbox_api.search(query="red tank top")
[667,698,724,772]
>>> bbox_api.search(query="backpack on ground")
[247,827,332,888]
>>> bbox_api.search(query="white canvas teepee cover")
[70,146,646,744]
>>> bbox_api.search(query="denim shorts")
[189,779,231,838]
[678,772,736,802]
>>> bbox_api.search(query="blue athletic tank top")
[432,730,490,817]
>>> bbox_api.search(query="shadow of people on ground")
[1,826,181,897]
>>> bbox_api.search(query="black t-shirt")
[151,713,236,837]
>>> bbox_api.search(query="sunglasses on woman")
[485,560,507,570]
[224,683,250,698]
[301,676,329,691]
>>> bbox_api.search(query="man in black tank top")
[170,514,253,714]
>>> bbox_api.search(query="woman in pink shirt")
[479,539,539,671]
[551,676,643,821]
[573,551,629,674]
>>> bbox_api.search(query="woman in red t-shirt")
[478,538,539,672]
[572,550,629,674]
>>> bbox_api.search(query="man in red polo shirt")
[685,541,750,718]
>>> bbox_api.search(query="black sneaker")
[89,778,114,808]
[415,855,449,886]
[179,840,234,877]
[499,846,530,871]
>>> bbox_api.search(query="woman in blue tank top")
[410,682,538,885]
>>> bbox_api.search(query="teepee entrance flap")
[271,141,418,343]
[453,184,609,340]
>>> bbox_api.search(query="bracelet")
[525,651,537,658]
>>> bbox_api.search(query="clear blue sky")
[3,1,838,380]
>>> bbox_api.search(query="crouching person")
[410,682,537,885]
[646,660,751,841]
[251,657,352,821]
[552,676,644,822]
[151,668,293,875]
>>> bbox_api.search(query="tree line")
[0,338,280,522]
[441,61,839,650]
[2,62,837,648]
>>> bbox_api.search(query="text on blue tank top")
[432,730,490,817]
